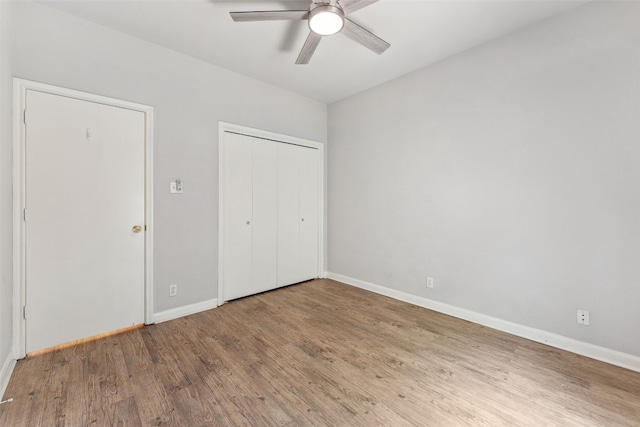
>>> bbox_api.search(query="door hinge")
[23,109,27,124]
[23,208,26,222]
[23,306,26,319]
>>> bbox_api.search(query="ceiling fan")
[230,0,390,64]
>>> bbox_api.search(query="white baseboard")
[0,351,16,399]
[326,272,640,373]
[152,298,218,324]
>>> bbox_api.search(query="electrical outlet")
[426,277,434,288]
[169,284,178,297]
[577,309,590,326]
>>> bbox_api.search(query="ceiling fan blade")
[342,18,390,55]
[230,10,308,22]
[340,0,379,15]
[296,32,323,64]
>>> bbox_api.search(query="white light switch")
[170,180,183,194]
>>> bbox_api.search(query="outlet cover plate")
[577,309,590,326]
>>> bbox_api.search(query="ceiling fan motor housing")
[311,0,344,10]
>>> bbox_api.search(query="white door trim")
[218,121,324,305]
[13,79,154,359]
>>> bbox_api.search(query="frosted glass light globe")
[309,5,344,36]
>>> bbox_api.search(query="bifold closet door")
[251,140,278,294]
[298,146,319,279]
[222,132,277,301]
[277,143,319,286]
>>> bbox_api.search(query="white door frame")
[218,121,325,305]
[13,79,154,359]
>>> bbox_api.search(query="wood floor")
[1,279,639,426]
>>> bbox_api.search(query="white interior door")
[222,133,254,301]
[251,139,278,294]
[221,128,320,303]
[277,143,301,287]
[277,143,319,286]
[223,132,278,300]
[298,146,319,280]
[25,90,145,353]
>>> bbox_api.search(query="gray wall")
[328,1,640,357]
[11,1,327,314]
[1,1,14,369]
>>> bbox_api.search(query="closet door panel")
[299,147,319,281]
[252,139,278,294]
[277,143,301,286]
[223,133,253,300]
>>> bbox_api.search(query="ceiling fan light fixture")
[308,5,344,36]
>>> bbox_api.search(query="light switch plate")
[170,180,183,194]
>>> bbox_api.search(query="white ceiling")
[39,0,586,104]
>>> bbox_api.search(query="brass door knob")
[132,225,142,233]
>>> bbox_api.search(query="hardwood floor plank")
[111,396,142,427]
[1,351,50,427]
[116,329,176,426]
[1,279,639,426]
[82,340,117,426]
[23,350,69,427]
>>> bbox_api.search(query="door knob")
[132,225,142,233]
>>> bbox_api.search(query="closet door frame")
[218,122,325,305]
